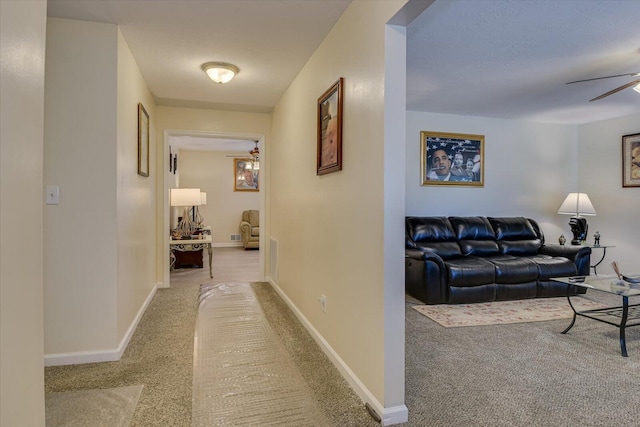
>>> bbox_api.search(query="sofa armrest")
[405,249,447,304]
[539,245,592,275]
[406,248,444,266]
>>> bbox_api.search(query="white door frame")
[162,129,266,287]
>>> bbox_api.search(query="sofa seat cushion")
[525,254,577,280]
[251,226,260,237]
[486,255,539,284]
[445,257,496,287]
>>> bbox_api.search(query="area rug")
[45,384,143,427]
[411,297,607,328]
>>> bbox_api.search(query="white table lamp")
[558,192,596,245]
[170,188,201,237]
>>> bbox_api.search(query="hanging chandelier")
[248,140,259,170]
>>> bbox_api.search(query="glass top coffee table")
[552,274,640,357]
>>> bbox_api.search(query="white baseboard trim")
[44,284,158,367]
[265,277,408,426]
[213,242,243,248]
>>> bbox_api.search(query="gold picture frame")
[234,158,259,191]
[420,131,484,186]
[622,132,640,187]
[138,103,149,177]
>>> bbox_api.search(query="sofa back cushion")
[406,216,462,259]
[449,216,499,256]
[242,209,259,226]
[488,217,542,255]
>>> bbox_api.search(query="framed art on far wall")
[234,158,259,191]
[622,132,640,187]
[317,77,343,175]
[138,102,149,177]
[420,131,484,187]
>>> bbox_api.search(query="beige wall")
[405,110,640,274]
[43,18,157,364]
[406,111,578,234]
[156,106,270,286]
[44,18,119,356]
[178,150,259,245]
[116,29,157,340]
[578,113,640,271]
[268,0,408,420]
[0,1,47,424]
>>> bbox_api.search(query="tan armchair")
[240,210,259,249]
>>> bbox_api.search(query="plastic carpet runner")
[192,283,331,426]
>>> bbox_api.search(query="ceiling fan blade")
[566,72,640,85]
[589,79,640,102]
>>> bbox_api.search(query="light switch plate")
[46,186,59,205]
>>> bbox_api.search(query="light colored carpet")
[412,296,606,327]
[405,291,640,426]
[192,282,332,426]
[45,385,143,427]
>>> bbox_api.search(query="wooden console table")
[170,235,213,278]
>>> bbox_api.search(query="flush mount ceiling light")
[201,62,239,84]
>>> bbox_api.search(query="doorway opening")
[162,129,266,287]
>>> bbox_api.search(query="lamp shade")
[557,193,596,216]
[200,192,207,205]
[170,188,201,207]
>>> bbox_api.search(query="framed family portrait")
[234,158,259,192]
[317,77,343,175]
[622,132,640,187]
[138,103,149,177]
[420,131,484,187]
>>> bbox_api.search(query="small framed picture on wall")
[622,132,640,187]
[137,103,149,177]
[234,158,259,191]
[317,78,343,175]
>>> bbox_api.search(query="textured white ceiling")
[47,0,640,125]
[408,0,640,124]
[47,0,351,114]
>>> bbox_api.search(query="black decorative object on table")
[568,217,588,245]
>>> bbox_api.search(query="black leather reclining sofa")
[405,216,591,304]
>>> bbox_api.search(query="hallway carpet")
[45,247,377,426]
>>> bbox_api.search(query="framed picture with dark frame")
[622,132,640,187]
[317,78,343,175]
[420,131,484,187]
[138,102,149,177]
[234,158,259,191]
